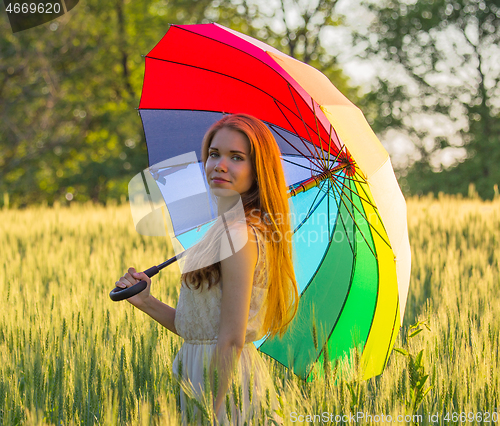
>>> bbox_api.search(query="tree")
[355,0,500,199]
[0,0,153,206]
[1,0,356,206]
[226,0,358,100]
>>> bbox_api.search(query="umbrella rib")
[292,181,329,233]
[271,102,326,171]
[327,124,346,170]
[325,178,356,256]
[270,103,325,171]
[355,175,390,238]
[303,180,328,223]
[382,297,401,369]
[331,178,376,258]
[330,173,379,211]
[324,140,347,173]
[311,100,328,170]
[140,171,156,211]
[329,147,344,171]
[268,122,323,169]
[294,173,362,258]
[327,125,333,166]
[330,122,342,146]
[327,174,331,241]
[339,175,370,185]
[282,157,323,173]
[287,84,325,164]
[329,174,389,249]
[328,177,381,258]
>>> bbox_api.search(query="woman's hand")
[116,267,152,308]
[115,268,178,334]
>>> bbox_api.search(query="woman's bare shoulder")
[220,223,259,283]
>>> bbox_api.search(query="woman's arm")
[136,295,178,335]
[116,267,178,335]
[211,225,258,417]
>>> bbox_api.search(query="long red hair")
[181,113,298,338]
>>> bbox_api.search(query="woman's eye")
[232,156,243,161]
[209,152,218,158]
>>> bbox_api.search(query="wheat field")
[0,195,498,425]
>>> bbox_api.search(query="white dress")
[173,225,281,425]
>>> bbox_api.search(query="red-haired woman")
[116,114,298,424]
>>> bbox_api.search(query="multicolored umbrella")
[136,23,411,380]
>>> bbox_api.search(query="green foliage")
[394,320,433,419]
[0,0,159,206]
[1,0,358,208]
[356,0,500,200]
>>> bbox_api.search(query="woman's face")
[205,127,255,197]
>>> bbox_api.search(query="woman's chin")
[210,187,240,198]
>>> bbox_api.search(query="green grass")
[0,195,498,425]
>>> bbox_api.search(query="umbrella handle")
[109,254,181,302]
[109,266,160,302]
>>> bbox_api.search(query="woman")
[116,114,298,424]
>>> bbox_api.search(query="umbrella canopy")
[138,23,411,380]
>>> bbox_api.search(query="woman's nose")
[215,157,227,172]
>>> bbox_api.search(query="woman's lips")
[212,178,230,183]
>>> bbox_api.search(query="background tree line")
[1,0,499,207]
[357,0,500,200]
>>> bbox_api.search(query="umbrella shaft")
[288,164,346,197]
